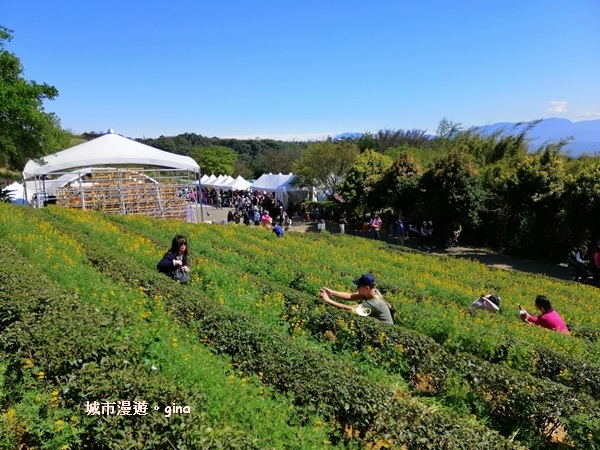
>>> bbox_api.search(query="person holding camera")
[319,274,394,325]
[157,235,190,283]
[520,295,569,334]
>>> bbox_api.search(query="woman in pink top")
[261,211,272,229]
[523,295,570,334]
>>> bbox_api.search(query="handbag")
[172,267,189,284]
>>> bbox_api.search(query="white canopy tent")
[21,130,201,220]
[213,175,235,188]
[23,130,200,178]
[251,173,307,208]
[251,173,297,192]
[222,175,251,191]
[203,174,217,185]
[3,181,28,204]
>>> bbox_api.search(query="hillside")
[1,204,599,448]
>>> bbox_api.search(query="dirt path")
[193,206,578,282]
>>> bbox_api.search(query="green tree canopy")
[0,26,70,171]
[191,145,237,175]
[292,140,359,195]
[374,151,422,215]
[419,150,484,232]
[256,146,301,175]
[338,149,393,216]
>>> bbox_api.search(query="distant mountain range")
[476,118,600,155]
[334,118,600,156]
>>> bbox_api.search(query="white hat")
[353,305,372,317]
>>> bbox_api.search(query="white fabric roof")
[3,181,28,204]
[203,174,217,185]
[23,131,200,178]
[200,174,210,183]
[251,173,302,192]
[221,175,251,191]
[213,175,235,188]
[204,174,223,186]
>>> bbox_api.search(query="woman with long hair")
[157,235,190,282]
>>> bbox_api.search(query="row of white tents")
[2,130,309,209]
[200,172,300,193]
[200,174,251,190]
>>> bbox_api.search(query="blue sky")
[4,0,600,140]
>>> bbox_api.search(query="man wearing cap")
[319,274,394,325]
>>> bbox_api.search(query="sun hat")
[353,274,375,287]
[353,304,372,317]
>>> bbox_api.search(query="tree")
[375,128,430,152]
[292,140,359,195]
[374,151,422,216]
[338,150,393,216]
[191,145,237,175]
[256,147,300,175]
[232,153,257,179]
[419,150,484,237]
[0,26,70,170]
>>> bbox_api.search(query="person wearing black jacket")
[157,235,189,281]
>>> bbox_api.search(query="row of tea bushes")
[0,205,347,449]
[95,211,600,448]
[47,207,599,448]
[35,205,526,449]
[0,242,217,448]
[159,218,600,395]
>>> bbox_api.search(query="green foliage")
[0,26,71,171]
[191,145,237,175]
[338,150,393,215]
[255,146,301,175]
[292,141,360,195]
[374,151,422,215]
[139,133,306,178]
[419,150,485,231]
[375,128,430,152]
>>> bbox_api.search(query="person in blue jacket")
[272,224,285,238]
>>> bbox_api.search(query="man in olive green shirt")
[319,274,394,325]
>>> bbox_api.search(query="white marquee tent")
[203,174,217,186]
[210,175,233,188]
[251,173,294,192]
[2,181,28,204]
[222,175,252,191]
[251,173,307,208]
[21,130,201,219]
[23,130,200,178]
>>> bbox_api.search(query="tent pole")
[22,174,29,207]
[78,172,86,210]
[198,171,204,223]
[118,170,126,215]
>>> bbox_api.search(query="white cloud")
[548,100,568,114]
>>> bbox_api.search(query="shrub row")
[0,242,240,449]
[162,219,600,401]
[1,204,351,449]
[93,211,600,448]
[45,207,525,449]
